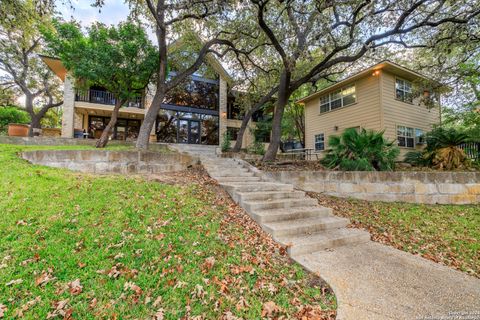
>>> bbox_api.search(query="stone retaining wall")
[22,150,197,174]
[264,171,480,204]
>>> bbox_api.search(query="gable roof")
[297,60,444,104]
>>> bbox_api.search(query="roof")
[297,60,445,104]
[39,34,234,84]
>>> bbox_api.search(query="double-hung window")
[395,78,413,103]
[397,126,414,148]
[315,133,325,151]
[319,84,356,113]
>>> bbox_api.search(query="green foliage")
[247,140,266,155]
[252,114,272,143]
[403,127,471,170]
[44,20,158,101]
[221,130,231,152]
[321,128,400,171]
[0,106,30,134]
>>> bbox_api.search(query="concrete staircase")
[198,154,371,257]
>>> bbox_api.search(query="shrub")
[321,128,399,171]
[403,127,470,170]
[221,130,232,152]
[0,106,30,134]
[248,140,265,155]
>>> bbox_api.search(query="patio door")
[178,119,201,144]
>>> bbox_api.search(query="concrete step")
[220,182,294,193]
[263,216,349,237]
[215,176,262,183]
[243,198,317,212]
[278,228,371,256]
[250,206,332,223]
[235,190,305,202]
[211,171,254,178]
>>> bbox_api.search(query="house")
[298,60,443,158]
[40,53,265,148]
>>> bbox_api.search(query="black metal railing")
[458,142,480,161]
[75,89,143,109]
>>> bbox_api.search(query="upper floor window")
[315,133,325,151]
[395,78,413,103]
[320,84,356,113]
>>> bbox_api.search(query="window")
[397,126,414,148]
[395,78,413,103]
[415,129,425,144]
[319,84,356,113]
[315,133,325,151]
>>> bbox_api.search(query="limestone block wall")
[21,150,196,174]
[264,171,480,205]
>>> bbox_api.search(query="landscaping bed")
[308,192,480,278]
[0,144,336,319]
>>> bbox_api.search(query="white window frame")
[319,84,356,113]
[395,78,413,103]
[315,133,325,151]
[397,125,418,148]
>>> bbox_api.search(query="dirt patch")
[247,160,327,172]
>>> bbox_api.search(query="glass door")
[188,120,200,144]
[178,119,189,143]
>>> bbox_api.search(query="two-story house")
[40,53,264,147]
[298,60,442,158]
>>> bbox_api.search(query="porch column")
[61,75,75,138]
[219,76,228,147]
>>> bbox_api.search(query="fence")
[458,142,480,161]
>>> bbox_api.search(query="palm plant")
[424,127,470,170]
[321,128,400,171]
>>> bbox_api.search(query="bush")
[221,130,232,152]
[403,127,470,170]
[0,106,30,134]
[321,128,399,171]
[248,140,265,155]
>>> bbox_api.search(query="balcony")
[75,89,144,109]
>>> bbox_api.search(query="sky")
[56,0,131,27]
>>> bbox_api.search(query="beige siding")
[304,73,381,151]
[381,71,441,157]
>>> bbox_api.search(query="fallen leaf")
[202,256,215,272]
[5,279,22,286]
[0,304,7,318]
[13,296,41,317]
[35,270,56,287]
[261,301,280,317]
[153,308,164,320]
[89,298,97,309]
[68,279,83,295]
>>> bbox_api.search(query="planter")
[7,123,29,137]
[42,128,61,137]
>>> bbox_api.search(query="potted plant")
[7,123,30,137]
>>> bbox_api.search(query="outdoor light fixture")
[372,70,381,76]
[334,125,339,131]
[423,90,430,98]
[221,111,227,118]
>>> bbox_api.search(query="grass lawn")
[309,193,480,278]
[0,144,335,319]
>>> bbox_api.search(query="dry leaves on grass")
[0,304,7,318]
[262,301,281,317]
[46,299,72,319]
[67,279,83,295]
[36,269,56,287]
[14,296,41,317]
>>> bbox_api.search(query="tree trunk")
[136,89,165,150]
[96,100,124,148]
[28,114,42,137]
[263,71,291,161]
[232,108,255,152]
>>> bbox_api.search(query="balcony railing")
[75,89,144,109]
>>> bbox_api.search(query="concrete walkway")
[171,145,480,320]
